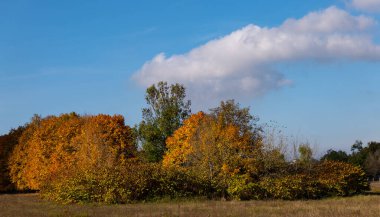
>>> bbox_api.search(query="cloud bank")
[350,0,380,12]
[133,6,380,108]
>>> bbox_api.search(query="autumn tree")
[8,113,136,191]
[209,100,260,138]
[163,100,262,198]
[9,113,83,190]
[72,114,136,172]
[0,126,25,192]
[137,81,191,162]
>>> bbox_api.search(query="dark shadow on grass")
[363,191,380,196]
[0,189,38,195]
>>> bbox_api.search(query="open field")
[1,183,379,217]
[1,194,379,217]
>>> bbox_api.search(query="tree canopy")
[163,101,263,197]
[137,81,191,162]
[8,113,136,191]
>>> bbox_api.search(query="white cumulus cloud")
[133,6,380,108]
[350,0,380,12]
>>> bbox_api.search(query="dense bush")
[228,161,368,200]
[259,175,323,200]
[41,162,208,204]
[314,160,369,196]
[227,174,267,200]
[228,174,322,200]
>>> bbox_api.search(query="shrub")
[41,161,208,204]
[315,160,369,196]
[259,175,323,200]
[227,175,267,200]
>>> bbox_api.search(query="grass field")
[1,183,379,217]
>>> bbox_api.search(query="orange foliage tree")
[163,101,263,197]
[0,126,25,192]
[8,113,136,191]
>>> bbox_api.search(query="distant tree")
[209,100,259,136]
[346,140,380,177]
[321,149,349,162]
[365,149,380,178]
[349,140,369,167]
[351,140,363,153]
[367,141,380,154]
[298,144,313,164]
[364,142,380,178]
[137,81,191,162]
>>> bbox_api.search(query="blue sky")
[1,0,380,154]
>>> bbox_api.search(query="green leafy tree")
[364,142,380,178]
[137,81,191,162]
[297,144,315,173]
[349,140,369,167]
[321,149,349,162]
[298,144,313,164]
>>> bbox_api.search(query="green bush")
[227,175,268,200]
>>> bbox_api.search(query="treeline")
[321,141,380,180]
[0,82,370,203]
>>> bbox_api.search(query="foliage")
[163,112,206,168]
[137,81,191,162]
[321,149,349,162]
[227,174,267,200]
[8,113,136,191]
[259,175,323,200]
[365,149,380,177]
[42,161,207,204]
[314,161,369,196]
[209,99,260,138]
[325,140,380,178]
[164,100,263,198]
[0,86,373,203]
[229,161,368,200]
[0,126,25,192]
[298,144,313,164]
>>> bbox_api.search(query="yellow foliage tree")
[163,105,262,197]
[163,112,206,168]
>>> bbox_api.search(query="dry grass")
[371,181,380,192]
[1,184,380,217]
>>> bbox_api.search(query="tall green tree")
[137,81,191,162]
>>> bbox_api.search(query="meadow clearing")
[1,183,379,217]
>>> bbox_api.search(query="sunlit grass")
[370,181,380,192]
